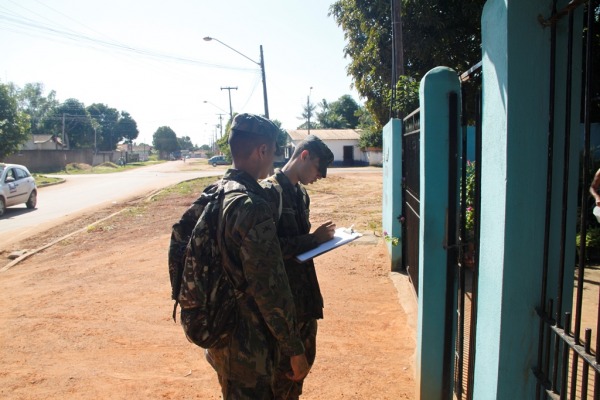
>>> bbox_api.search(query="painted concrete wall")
[417,67,461,400]
[473,1,581,398]
[382,119,402,270]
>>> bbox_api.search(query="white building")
[285,129,371,166]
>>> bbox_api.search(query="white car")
[0,163,37,216]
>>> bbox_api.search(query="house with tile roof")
[285,129,378,166]
[20,134,66,150]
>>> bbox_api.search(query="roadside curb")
[37,178,66,188]
[0,184,174,272]
[0,208,127,273]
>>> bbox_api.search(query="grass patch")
[32,174,63,186]
[46,160,166,175]
[152,177,216,201]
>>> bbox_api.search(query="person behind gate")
[204,113,309,399]
[261,135,335,399]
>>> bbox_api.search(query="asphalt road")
[0,161,382,251]
[0,160,224,250]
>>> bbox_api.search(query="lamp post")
[203,36,269,119]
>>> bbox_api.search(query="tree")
[297,101,317,130]
[178,135,194,150]
[0,83,30,159]
[13,82,58,135]
[317,95,360,128]
[87,103,120,151]
[199,144,211,151]
[329,0,485,128]
[216,115,288,161]
[115,111,139,145]
[43,98,93,149]
[152,126,179,157]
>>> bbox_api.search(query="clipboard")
[295,227,362,263]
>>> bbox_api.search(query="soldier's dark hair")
[230,134,276,160]
[291,141,317,160]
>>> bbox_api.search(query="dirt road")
[0,169,416,399]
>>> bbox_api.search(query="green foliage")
[392,76,420,116]
[464,161,476,236]
[383,231,399,246]
[316,95,360,128]
[44,98,93,149]
[358,127,382,149]
[217,116,287,161]
[13,82,58,135]
[329,0,393,129]
[6,82,139,152]
[329,0,486,128]
[152,126,180,156]
[116,111,139,144]
[178,135,194,150]
[0,83,31,159]
[217,117,232,160]
[298,100,318,129]
[576,226,600,250]
[87,103,120,151]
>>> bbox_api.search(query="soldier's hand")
[287,354,310,381]
[313,220,336,244]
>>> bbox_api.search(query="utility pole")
[259,45,269,118]
[220,86,238,122]
[307,86,313,134]
[216,113,226,138]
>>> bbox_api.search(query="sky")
[0,0,360,147]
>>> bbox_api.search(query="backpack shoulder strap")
[262,175,283,221]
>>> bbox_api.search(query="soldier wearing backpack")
[261,135,335,399]
[186,113,309,399]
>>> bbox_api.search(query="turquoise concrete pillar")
[382,118,402,270]
[417,67,461,399]
[473,1,582,398]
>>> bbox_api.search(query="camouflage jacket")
[207,169,304,385]
[261,169,324,321]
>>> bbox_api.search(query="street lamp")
[203,100,228,114]
[203,36,269,119]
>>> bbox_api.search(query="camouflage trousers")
[217,374,274,400]
[272,319,318,400]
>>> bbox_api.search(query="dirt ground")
[0,167,416,399]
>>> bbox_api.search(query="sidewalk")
[0,170,417,399]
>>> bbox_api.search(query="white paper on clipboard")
[295,227,362,263]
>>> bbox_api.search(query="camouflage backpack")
[168,180,245,348]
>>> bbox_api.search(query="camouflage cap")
[301,135,334,177]
[229,113,281,154]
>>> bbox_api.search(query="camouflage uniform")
[206,169,304,399]
[262,169,324,399]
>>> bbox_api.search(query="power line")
[0,10,257,73]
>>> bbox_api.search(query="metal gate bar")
[402,108,421,294]
[453,61,482,400]
[534,1,597,398]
